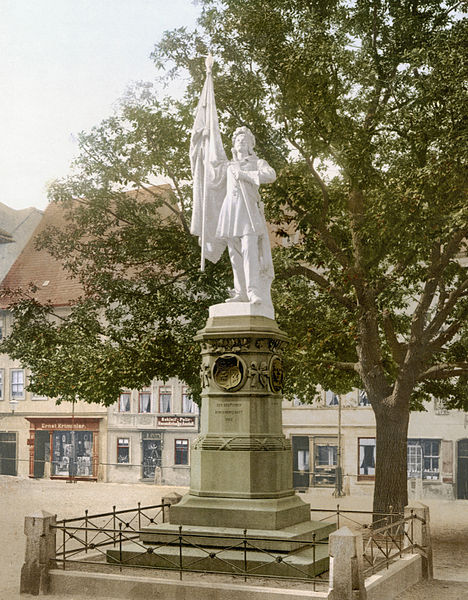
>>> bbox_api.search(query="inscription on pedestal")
[214,401,243,423]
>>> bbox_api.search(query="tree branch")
[331,361,360,373]
[382,310,406,365]
[426,278,468,339]
[429,311,468,353]
[419,362,468,381]
[281,264,355,311]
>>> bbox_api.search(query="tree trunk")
[372,402,410,517]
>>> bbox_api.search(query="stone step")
[140,519,336,553]
[107,539,330,579]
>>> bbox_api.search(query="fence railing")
[307,504,423,575]
[49,502,425,592]
[310,504,403,530]
[51,504,330,590]
[361,510,425,576]
[54,502,168,561]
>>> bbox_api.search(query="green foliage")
[1,0,467,423]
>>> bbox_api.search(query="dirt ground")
[1,476,467,600]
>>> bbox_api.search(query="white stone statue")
[190,56,276,314]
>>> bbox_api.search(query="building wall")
[282,388,468,501]
[0,309,108,480]
[106,378,199,486]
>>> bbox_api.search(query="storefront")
[26,418,100,480]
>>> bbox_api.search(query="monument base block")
[168,493,311,530]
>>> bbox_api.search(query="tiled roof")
[0,201,83,308]
[0,185,175,309]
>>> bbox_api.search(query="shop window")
[117,438,130,464]
[325,390,339,406]
[159,387,172,413]
[292,436,310,489]
[52,431,94,477]
[358,438,376,480]
[139,391,151,413]
[407,439,440,480]
[119,392,131,412]
[175,439,189,465]
[358,390,370,406]
[11,369,25,399]
[182,388,199,414]
[313,437,338,487]
[0,369,3,400]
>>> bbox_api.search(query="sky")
[0,0,200,211]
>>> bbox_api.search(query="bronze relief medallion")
[269,355,284,393]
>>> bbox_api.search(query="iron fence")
[361,510,424,575]
[51,505,330,590]
[50,502,423,589]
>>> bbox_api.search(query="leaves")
[1,0,467,416]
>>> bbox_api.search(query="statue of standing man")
[190,55,276,316]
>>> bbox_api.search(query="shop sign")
[37,422,88,430]
[157,416,196,428]
[142,432,162,440]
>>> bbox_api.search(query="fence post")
[20,510,57,596]
[161,491,182,523]
[404,501,433,579]
[328,526,366,600]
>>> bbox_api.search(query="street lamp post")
[333,394,345,497]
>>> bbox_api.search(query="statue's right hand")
[229,164,240,180]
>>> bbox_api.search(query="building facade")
[106,378,199,486]
[283,389,468,501]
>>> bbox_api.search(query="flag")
[190,55,227,270]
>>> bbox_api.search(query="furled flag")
[190,54,227,270]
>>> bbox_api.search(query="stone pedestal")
[129,304,334,577]
[170,305,308,529]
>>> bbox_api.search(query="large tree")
[2,1,467,514]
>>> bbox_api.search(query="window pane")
[182,390,199,414]
[359,438,376,476]
[11,370,24,397]
[297,449,309,471]
[325,390,339,406]
[358,390,369,406]
[407,439,440,480]
[139,393,151,413]
[159,388,171,413]
[119,393,131,412]
[51,431,93,477]
[175,439,188,465]
[117,438,130,464]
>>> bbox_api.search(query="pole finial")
[205,53,214,74]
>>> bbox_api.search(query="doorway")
[0,432,17,476]
[34,430,50,478]
[457,439,468,499]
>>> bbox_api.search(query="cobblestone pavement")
[1,477,467,599]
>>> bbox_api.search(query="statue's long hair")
[231,126,258,161]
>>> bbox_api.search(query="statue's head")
[232,126,256,160]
